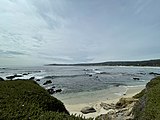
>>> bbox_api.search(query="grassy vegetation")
[133,89,146,99]
[0,80,92,120]
[133,76,160,120]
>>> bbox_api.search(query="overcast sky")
[0,0,160,66]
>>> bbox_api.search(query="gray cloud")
[0,0,160,66]
[0,50,26,57]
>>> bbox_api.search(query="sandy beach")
[64,85,145,119]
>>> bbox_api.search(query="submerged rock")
[47,88,55,94]
[137,72,146,75]
[43,80,52,85]
[47,88,62,94]
[81,106,96,114]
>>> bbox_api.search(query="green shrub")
[133,89,146,99]
[0,80,92,120]
[133,77,160,120]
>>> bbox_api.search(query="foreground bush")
[133,76,160,120]
[0,80,92,120]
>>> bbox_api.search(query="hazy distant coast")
[46,59,160,67]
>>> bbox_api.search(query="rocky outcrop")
[43,80,52,85]
[6,76,15,80]
[55,89,62,93]
[49,76,160,119]
[47,88,62,94]
[100,103,115,110]
[96,97,138,120]
[115,98,138,109]
[81,106,96,114]
[89,74,93,77]
[6,74,23,80]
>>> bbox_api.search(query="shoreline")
[64,85,145,119]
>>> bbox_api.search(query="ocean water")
[0,66,160,104]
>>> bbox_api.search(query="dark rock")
[29,77,35,80]
[47,88,62,94]
[23,73,30,75]
[100,103,115,110]
[81,106,96,114]
[55,89,62,93]
[133,77,140,80]
[149,72,160,76]
[47,88,55,94]
[89,74,92,77]
[116,98,138,109]
[137,72,146,75]
[6,74,23,80]
[43,80,52,85]
[0,77,4,81]
[6,75,15,80]
[14,74,23,77]
[36,79,40,81]
[52,86,56,88]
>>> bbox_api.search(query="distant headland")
[45,59,160,67]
